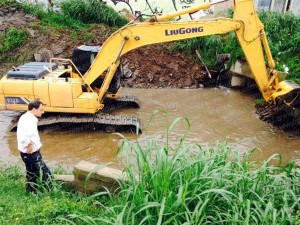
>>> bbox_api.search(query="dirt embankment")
[0,5,208,88]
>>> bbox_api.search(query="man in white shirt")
[17,99,52,193]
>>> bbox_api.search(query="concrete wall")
[290,0,300,16]
[17,0,52,7]
[18,0,234,21]
[18,0,299,19]
[255,0,300,16]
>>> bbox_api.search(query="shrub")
[0,27,28,54]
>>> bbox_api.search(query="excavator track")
[10,95,141,133]
[11,112,141,133]
[103,95,140,112]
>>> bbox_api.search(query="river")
[0,88,299,168]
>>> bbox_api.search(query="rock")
[24,14,35,19]
[184,77,193,86]
[54,174,76,190]
[119,8,135,21]
[34,49,54,62]
[73,160,130,194]
[51,44,64,55]
[122,67,133,78]
[147,74,154,83]
[33,53,43,62]
[26,28,35,37]
[132,69,140,77]
[10,7,17,13]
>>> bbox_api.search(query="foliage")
[260,11,300,83]
[0,0,12,6]
[0,120,299,224]
[90,119,300,224]
[0,27,28,54]
[60,0,128,27]
[171,11,300,83]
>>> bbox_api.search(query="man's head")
[28,99,45,117]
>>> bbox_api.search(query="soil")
[0,4,209,89]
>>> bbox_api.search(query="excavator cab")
[72,45,122,94]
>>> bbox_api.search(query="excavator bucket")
[256,81,300,135]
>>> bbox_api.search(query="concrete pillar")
[73,161,130,194]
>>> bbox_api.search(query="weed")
[99,26,111,38]
[254,98,265,104]
[70,30,78,41]
[0,27,28,54]
[83,33,96,43]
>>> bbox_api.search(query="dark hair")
[28,99,44,110]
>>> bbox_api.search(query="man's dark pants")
[20,150,52,193]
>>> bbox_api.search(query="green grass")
[0,27,28,54]
[20,3,89,30]
[170,10,300,83]
[1,124,300,224]
[0,0,89,30]
[0,0,128,29]
[60,0,128,28]
[0,163,102,225]
[260,11,300,83]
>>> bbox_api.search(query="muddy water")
[0,88,299,168]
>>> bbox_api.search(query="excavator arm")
[85,18,241,100]
[84,0,298,108]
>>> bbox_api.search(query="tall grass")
[0,0,88,30]
[171,11,300,83]
[60,0,128,27]
[20,3,88,30]
[0,0,127,30]
[87,119,300,224]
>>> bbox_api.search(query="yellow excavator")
[0,0,299,133]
